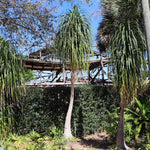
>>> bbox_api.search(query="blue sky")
[52,0,102,51]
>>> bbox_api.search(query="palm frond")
[0,37,25,104]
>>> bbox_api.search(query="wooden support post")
[100,53,104,84]
[51,70,61,82]
[63,63,66,83]
[40,71,42,83]
[88,70,92,82]
[40,50,42,60]
[28,49,29,59]
[91,67,102,83]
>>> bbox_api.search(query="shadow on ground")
[80,135,113,149]
[65,132,114,150]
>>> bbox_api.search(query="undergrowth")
[0,126,67,150]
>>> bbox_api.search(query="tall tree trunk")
[116,106,129,150]
[141,0,150,78]
[64,70,75,140]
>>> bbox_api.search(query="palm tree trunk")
[116,106,128,150]
[64,70,75,140]
[141,0,150,78]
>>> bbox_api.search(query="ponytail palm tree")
[55,5,93,139]
[0,37,25,133]
[109,21,146,149]
[98,0,147,149]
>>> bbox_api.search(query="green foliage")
[105,108,134,143]
[0,133,45,150]
[27,130,40,141]
[18,87,70,135]
[23,69,35,82]
[0,37,25,136]
[0,107,15,138]
[0,125,69,150]
[73,85,118,136]
[145,144,150,150]
[105,97,150,145]
[104,109,119,140]
[55,5,93,70]
[109,144,122,150]
[0,0,55,54]
[0,129,66,150]
[0,37,25,102]
[108,21,146,106]
[126,98,150,141]
[18,85,119,137]
[49,125,63,139]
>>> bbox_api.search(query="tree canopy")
[0,0,56,53]
[55,5,93,70]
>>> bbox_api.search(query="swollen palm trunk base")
[64,78,74,140]
[116,107,130,150]
[64,103,73,140]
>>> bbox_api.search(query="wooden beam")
[25,65,61,71]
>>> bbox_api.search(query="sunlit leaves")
[0,0,56,53]
[55,5,93,71]
[108,21,146,106]
[0,37,25,104]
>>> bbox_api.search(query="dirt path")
[65,132,113,150]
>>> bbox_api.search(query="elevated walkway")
[23,47,111,87]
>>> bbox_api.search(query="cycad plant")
[0,37,25,136]
[55,5,93,139]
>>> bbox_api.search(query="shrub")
[126,98,150,142]
[105,108,135,143]
[18,85,119,137]
[73,85,119,136]
[0,130,66,150]
[105,97,150,146]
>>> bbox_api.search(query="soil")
[65,132,114,150]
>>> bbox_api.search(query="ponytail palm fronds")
[108,21,146,106]
[0,37,25,104]
[55,5,93,70]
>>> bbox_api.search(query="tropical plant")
[97,0,147,149]
[126,98,150,141]
[105,108,134,143]
[109,22,146,149]
[0,132,46,150]
[55,5,93,139]
[97,0,144,53]
[0,37,25,136]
